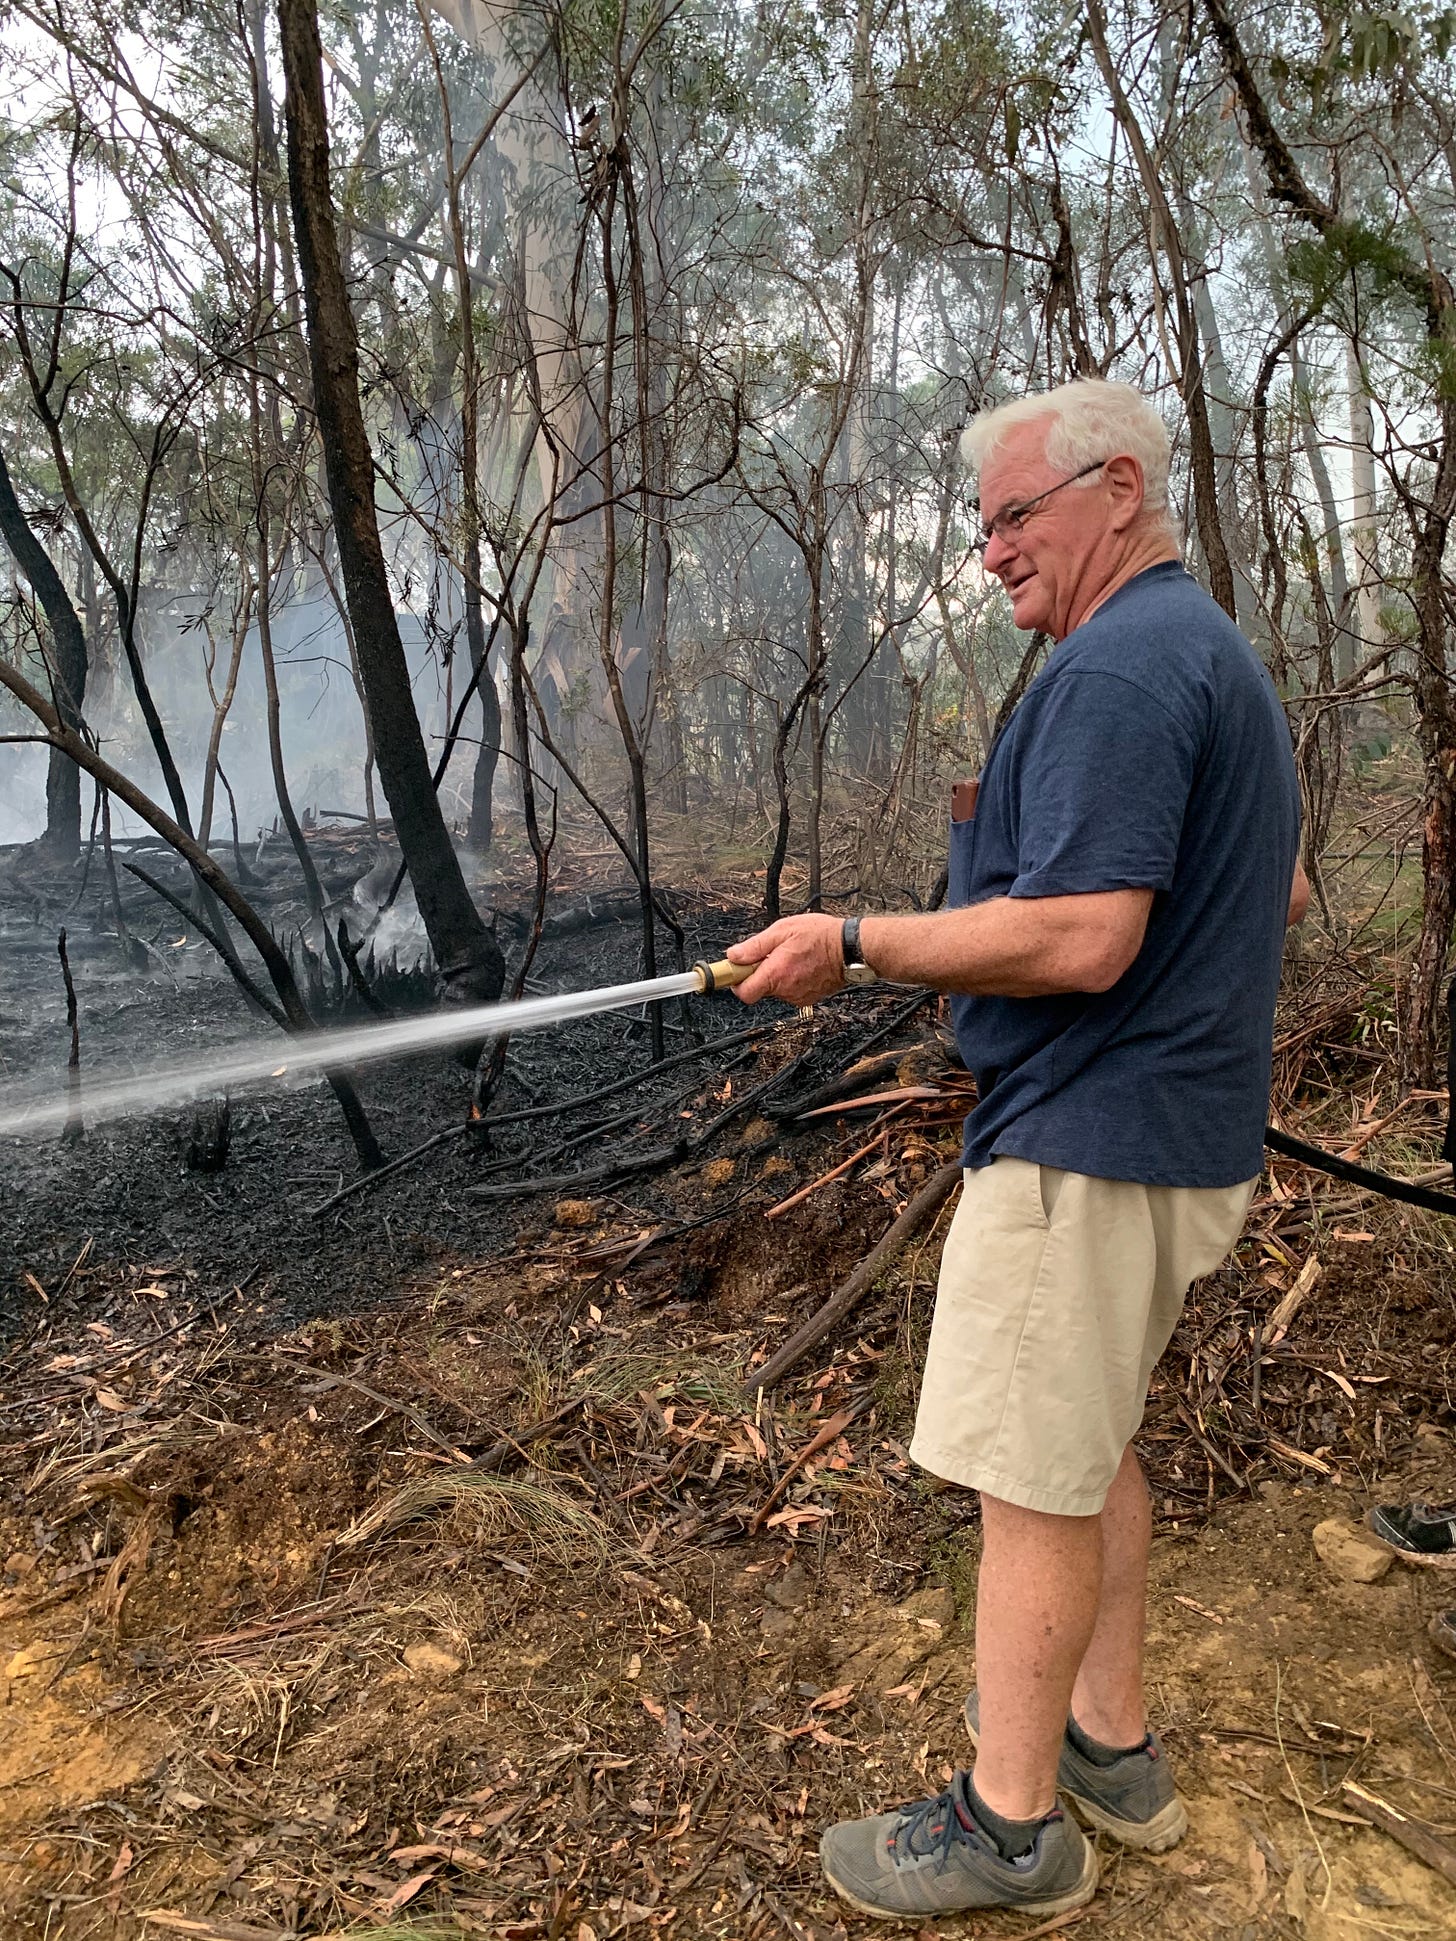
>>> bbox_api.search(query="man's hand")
[1287,860,1311,927]
[725,915,845,1004]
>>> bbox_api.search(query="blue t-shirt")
[949,561,1300,1188]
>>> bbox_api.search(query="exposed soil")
[5,834,1456,1940]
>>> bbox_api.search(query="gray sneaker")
[819,1769,1097,1921]
[964,1689,1188,1853]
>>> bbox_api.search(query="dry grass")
[336,1467,612,1561]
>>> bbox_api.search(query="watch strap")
[842,916,863,967]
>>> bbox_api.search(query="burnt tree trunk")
[0,445,88,859]
[276,0,502,1002]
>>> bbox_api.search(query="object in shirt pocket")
[951,777,980,823]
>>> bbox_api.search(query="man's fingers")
[726,918,843,1004]
[731,943,790,1004]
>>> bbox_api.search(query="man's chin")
[1008,586,1047,631]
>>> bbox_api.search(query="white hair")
[961,379,1173,527]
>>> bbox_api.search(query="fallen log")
[744,1158,962,1397]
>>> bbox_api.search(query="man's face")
[976,423,1110,640]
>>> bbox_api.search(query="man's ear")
[1103,453,1146,530]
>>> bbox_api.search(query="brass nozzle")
[693,956,753,994]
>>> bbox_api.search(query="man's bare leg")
[1071,1444,1152,1748]
[971,1494,1102,1821]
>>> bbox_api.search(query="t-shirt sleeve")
[1008,670,1199,898]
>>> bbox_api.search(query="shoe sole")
[964,1703,1188,1854]
[820,1839,1099,1923]
[1062,1787,1189,1854]
[1364,1513,1456,1569]
[1366,1540,1456,1570]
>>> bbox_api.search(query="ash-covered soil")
[0,833,850,1339]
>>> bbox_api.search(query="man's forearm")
[859,890,1152,997]
[725,889,1154,1007]
[1287,860,1310,927]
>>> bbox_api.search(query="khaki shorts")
[909,1158,1255,1516]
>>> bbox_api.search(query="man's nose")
[983,527,1017,576]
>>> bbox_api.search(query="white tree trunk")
[1346,337,1384,658]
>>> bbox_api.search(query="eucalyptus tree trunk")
[277,0,502,1002]
[1346,341,1384,669]
[416,4,502,853]
[1204,0,1456,1083]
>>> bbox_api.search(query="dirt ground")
[5,834,1456,1941]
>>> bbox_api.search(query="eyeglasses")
[974,459,1109,552]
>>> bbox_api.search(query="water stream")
[0,969,708,1139]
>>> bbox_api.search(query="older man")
[727,379,1305,1920]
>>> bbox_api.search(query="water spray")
[0,957,754,1140]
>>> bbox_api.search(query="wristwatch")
[841,916,878,988]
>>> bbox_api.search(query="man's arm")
[1288,860,1310,927]
[725,891,1154,1008]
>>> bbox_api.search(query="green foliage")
[1269,4,1456,99]
[1286,219,1421,310]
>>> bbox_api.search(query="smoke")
[0,742,47,846]
[0,580,494,856]
[351,858,431,972]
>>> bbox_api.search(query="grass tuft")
[577,1346,742,1414]
[337,1468,610,1560]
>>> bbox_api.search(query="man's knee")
[979,1490,1103,1542]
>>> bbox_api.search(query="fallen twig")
[796,1085,944,1119]
[765,989,938,1120]
[765,1130,886,1220]
[1173,1399,1249,1492]
[236,1351,468,1463]
[446,1394,585,1479]
[747,1393,874,1534]
[312,1123,467,1216]
[467,1042,817,1200]
[1341,1778,1456,1888]
[140,1913,290,1941]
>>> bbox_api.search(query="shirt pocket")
[947,814,978,909]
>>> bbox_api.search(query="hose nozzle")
[692,956,753,994]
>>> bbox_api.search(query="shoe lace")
[891,1776,987,1871]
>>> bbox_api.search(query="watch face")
[844,963,877,987]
